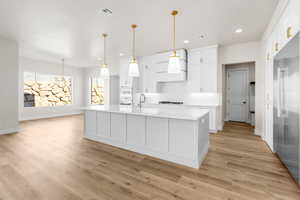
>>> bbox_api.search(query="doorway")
[224,62,255,125]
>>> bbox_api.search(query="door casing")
[226,68,249,122]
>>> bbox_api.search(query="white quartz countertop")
[82,105,209,121]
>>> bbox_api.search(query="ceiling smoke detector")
[102,8,112,15]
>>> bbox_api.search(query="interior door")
[227,70,248,122]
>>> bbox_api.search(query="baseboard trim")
[254,129,261,136]
[20,111,83,121]
[0,127,19,135]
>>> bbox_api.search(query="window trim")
[23,71,74,108]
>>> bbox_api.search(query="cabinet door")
[141,56,157,93]
[200,50,217,92]
[188,48,217,92]
[127,115,146,146]
[110,113,126,143]
[169,119,195,159]
[85,111,97,137]
[96,112,110,138]
[146,117,169,152]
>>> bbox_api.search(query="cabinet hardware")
[287,27,292,39]
[267,53,270,61]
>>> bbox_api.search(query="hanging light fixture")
[61,58,65,81]
[128,24,140,77]
[168,10,181,74]
[101,33,110,77]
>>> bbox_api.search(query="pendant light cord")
[131,24,137,61]
[173,14,176,55]
[133,28,135,60]
[103,34,107,66]
[62,58,65,79]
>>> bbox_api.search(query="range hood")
[154,49,187,82]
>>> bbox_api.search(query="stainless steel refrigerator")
[274,32,300,184]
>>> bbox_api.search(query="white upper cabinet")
[119,57,132,87]
[188,46,218,93]
[140,55,157,93]
[137,45,218,93]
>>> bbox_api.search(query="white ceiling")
[0,0,278,67]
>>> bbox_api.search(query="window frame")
[23,71,74,108]
[89,77,105,106]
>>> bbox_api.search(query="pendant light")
[101,33,109,77]
[128,24,140,77]
[61,58,65,81]
[168,10,181,74]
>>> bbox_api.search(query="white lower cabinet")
[146,117,169,153]
[96,112,110,138]
[84,111,97,138]
[169,119,195,159]
[84,110,209,168]
[110,113,126,143]
[126,115,146,146]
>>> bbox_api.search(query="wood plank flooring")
[0,115,299,200]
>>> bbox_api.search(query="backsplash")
[139,92,220,106]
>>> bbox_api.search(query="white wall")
[218,41,263,135]
[0,38,19,134]
[19,57,84,120]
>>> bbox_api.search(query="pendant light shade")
[168,55,181,73]
[168,10,181,74]
[128,24,140,77]
[101,33,110,78]
[101,64,109,77]
[129,59,139,77]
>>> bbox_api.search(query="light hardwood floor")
[0,115,299,200]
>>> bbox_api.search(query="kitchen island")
[82,105,209,168]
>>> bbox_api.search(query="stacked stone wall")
[24,78,72,106]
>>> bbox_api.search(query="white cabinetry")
[126,115,146,146]
[169,119,195,159]
[83,109,209,168]
[140,56,157,93]
[96,112,110,138]
[263,0,300,148]
[188,46,218,93]
[119,57,131,87]
[110,113,126,143]
[84,111,97,139]
[139,46,218,93]
[146,117,169,153]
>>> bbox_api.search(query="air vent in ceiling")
[102,8,112,15]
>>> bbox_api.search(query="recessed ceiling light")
[102,8,112,15]
[119,53,124,56]
[183,40,190,44]
[235,28,243,33]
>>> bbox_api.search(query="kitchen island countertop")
[82,105,209,121]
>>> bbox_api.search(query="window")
[24,72,72,107]
[90,78,104,105]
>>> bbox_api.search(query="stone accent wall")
[91,85,104,105]
[24,78,72,107]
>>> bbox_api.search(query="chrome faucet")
[139,93,146,109]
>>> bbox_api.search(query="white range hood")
[154,49,187,82]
